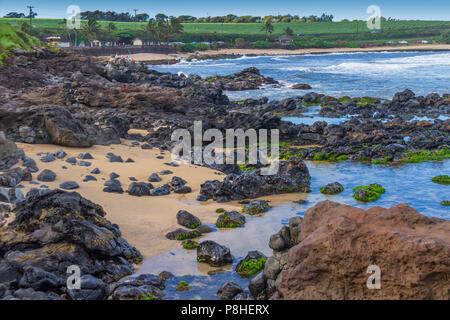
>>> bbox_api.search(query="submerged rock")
[216,211,246,228]
[320,182,344,195]
[243,200,270,215]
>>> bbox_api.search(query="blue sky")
[1,0,449,20]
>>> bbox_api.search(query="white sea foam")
[280,52,450,75]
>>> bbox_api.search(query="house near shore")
[132,38,156,46]
[88,39,119,47]
[278,35,293,46]
[43,36,70,48]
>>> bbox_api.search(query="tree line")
[3,11,334,23]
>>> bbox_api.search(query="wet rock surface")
[200,157,311,202]
[0,190,141,300]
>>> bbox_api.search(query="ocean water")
[141,52,450,299]
[152,51,450,100]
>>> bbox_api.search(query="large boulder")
[199,157,311,202]
[0,133,21,170]
[0,190,141,299]
[273,201,450,300]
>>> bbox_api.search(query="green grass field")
[1,18,449,35]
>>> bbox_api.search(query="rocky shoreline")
[0,49,449,300]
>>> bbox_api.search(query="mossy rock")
[431,175,450,185]
[320,182,344,195]
[441,200,450,206]
[182,239,199,250]
[176,281,191,291]
[216,208,225,214]
[235,250,267,278]
[353,183,386,202]
[216,211,246,228]
[242,200,270,215]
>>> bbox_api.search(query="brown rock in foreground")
[275,201,450,300]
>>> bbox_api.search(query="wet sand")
[123,44,450,63]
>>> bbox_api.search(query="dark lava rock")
[103,180,123,194]
[78,161,92,167]
[196,194,209,202]
[174,185,192,194]
[176,210,201,229]
[159,170,173,175]
[91,168,100,174]
[78,153,94,160]
[243,200,270,215]
[148,173,162,182]
[0,190,141,299]
[110,274,165,300]
[127,182,153,196]
[200,157,311,202]
[268,216,303,252]
[59,181,79,190]
[217,282,243,300]
[216,211,246,228]
[197,240,233,267]
[196,225,213,233]
[37,169,56,182]
[66,157,77,165]
[292,83,312,90]
[40,153,56,163]
[22,156,38,173]
[110,172,120,179]
[151,184,171,196]
[0,167,23,187]
[83,175,97,182]
[106,153,123,163]
[0,133,21,170]
[165,228,201,240]
[125,158,135,163]
[170,176,187,187]
[54,149,67,159]
[320,182,344,195]
[67,275,109,300]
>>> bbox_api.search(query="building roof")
[278,35,292,42]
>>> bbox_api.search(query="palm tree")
[146,20,159,43]
[168,17,184,38]
[261,21,274,41]
[107,22,117,34]
[83,17,100,39]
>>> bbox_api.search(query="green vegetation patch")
[182,240,199,250]
[139,292,157,300]
[0,21,43,51]
[431,175,450,185]
[441,200,450,206]
[176,281,192,291]
[176,231,200,240]
[353,183,386,202]
[237,258,267,278]
[400,148,450,163]
[216,208,225,213]
[216,213,244,228]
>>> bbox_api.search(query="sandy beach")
[122,44,450,63]
[15,131,307,260]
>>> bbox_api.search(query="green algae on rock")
[353,183,386,202]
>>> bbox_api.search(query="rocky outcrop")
[261,201,450,300]
[203,67,278,91]
[0,133,22,170]
[0,190,141,300]
[199,157,311,202]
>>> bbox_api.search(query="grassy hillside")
[1,18,449,36]
[0,21,42,51]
